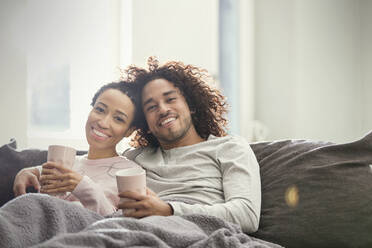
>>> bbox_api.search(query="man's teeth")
[161,117,176,126]
[93,128,108,138]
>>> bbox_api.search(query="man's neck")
[161,136,205,150]
[160,129,206,150]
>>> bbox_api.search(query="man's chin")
[157,132,186,145]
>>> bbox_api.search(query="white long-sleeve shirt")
[37,155,139,216]
[124,135,261,233]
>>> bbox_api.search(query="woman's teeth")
[93,128,108,138]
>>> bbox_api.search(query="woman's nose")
[97,115,110,128]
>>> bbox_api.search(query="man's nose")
[158,102,170,114]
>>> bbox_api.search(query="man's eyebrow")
[163,90,177,96]
[143,97,154,107]
[143,90,178,107]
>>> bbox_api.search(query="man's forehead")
[142,80,181,100]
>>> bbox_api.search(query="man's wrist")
[167,203,174,215]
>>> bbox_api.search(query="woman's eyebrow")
[115,110,128,119]
[96,102,107,108]
[97,102,128,119]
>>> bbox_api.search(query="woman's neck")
[87,148,118,160]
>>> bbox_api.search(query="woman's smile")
[91,127,110,141]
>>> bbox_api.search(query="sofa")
[1,131,372,247]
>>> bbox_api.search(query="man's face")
[141,78,196,148]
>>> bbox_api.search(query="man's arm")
[119,137,261,233]
[168,137,261,233]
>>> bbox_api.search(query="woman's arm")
[13,166,41,196]
[71,176,117,216]
[39,162,117,216]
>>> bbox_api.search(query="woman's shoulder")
[77,155,137,167]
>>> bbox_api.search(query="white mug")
[116,167,146,215]
[44,145,76,197]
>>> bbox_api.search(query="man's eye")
[167,98,176,102]
[147,105,157,111]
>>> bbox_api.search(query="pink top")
[38,155,140,216]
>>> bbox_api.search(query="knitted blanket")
[0,194,281,248]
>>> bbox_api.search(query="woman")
[13,81,140,216]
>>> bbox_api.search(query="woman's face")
[85,89,135,155]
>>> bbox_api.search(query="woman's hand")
[13,167,41,196]
[39,161,83,194]
[118,188,173,218]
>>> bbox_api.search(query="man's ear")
[124,126,136,137]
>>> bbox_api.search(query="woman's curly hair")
[125,57,228,148]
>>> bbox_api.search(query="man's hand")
[13,167,41,196]
[118,188,173,218]
[39,161,82,194]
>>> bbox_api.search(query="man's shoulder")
[205,135,252,154]
[122,147,144,161]
[208,134,248,145]
[206,135,254,161]
[122,146,157,161]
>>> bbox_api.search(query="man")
[119,57,261,233]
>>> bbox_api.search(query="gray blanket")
[0,194,282,248]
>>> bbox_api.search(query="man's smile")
[159,117,177,127]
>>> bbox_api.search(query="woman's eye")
[167,98,176,102]
[95,106,104,113]
[115,117,125,123]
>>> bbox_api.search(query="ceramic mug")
[116,167,146,215]
[43,145,76,197]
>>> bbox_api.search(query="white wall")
[255,0,370,143]
[239,0,256,141]
[255,0,297,140]
[0,0,120,150]
[293,0,362,142]
[0,0,218,150]
[131,0,218,75]
[1,0,370,148]
[0,0,28,148]
[361,0,372,135]
[26,0,120,150]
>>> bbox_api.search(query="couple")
[11,58,261,236]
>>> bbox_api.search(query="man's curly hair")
[125,57,228,148]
